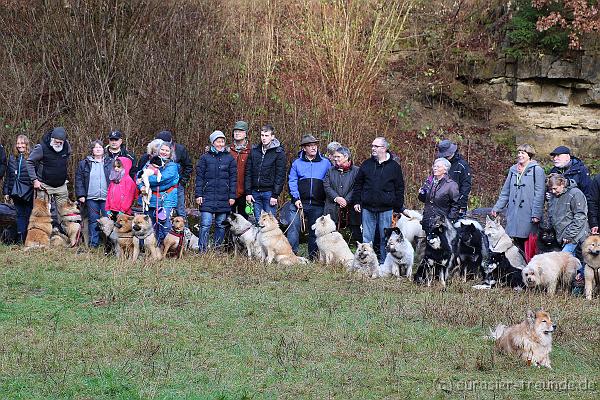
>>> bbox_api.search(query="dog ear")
[526,309,535,324]
[144,215,150,221]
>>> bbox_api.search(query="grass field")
[0,245,598,399]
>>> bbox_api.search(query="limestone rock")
[514,81,570,105]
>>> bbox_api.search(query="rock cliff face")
[465,53,600,158]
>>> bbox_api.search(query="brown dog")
[256,211,307,265]
[582,234,600,300]
[162,216,186,258]
[58,200,84,247]
[24,198,53,249]
[490,310,556,368]
[115,214,135,260]
[131,214,162,262]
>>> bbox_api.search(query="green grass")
[0,246,598,399]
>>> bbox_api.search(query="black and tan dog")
[115,214,135,260]
[162,216,186,259]
[58,200,84,247]
[131,214,162,262]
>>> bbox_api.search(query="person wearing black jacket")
[3,135,33,243]
[105,130,136,178]
[437,139,471,215]
[589,174,600,235]
[0,143,6,181]
[244,124,286,221]
[549,145,592,198]
[136,131,193,218]
[352,137,405,262]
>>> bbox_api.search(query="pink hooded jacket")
[105,156,137,214]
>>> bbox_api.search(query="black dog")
[453,220,488,281]
[481,251,525,289]
[417,215,457,287]
[537,222,561,254]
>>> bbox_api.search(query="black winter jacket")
[136,143,193,186]
[26,131,71,187]
[3,154,32,196]
[194,148,237,213]
[550,157,592,198]
[447,153,472,210]
[74,157,112,199]
[244,143,286,197]
[588,174,600,229]
[418,175,460,231]
[0,144,6,180]
[105,145,136,179]
[351,155,405,213]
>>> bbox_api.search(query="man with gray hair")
[352,137,405,262]
[26,127,72,206]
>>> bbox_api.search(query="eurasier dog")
[96,216,118,255]
[162,216,187,259]
[256,211,307,265]
[349,242,379,277]
[395,209,425,249]
[582,235,600,300]
[420,215,457,287]
[473,251,525,290]
[522,251,579,296]
[379,227,414,279]
[225,213,264,259]
[453,219,488,281]
[490,310,556,368]
[24,198,53,249]
[131,214,162,261]
[58,200,84,247]
[115,214,135,260]
[312,214,354,268]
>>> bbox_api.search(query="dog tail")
[489,324,506,340]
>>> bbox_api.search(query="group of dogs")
[19,195,600,369]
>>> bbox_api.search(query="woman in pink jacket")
[105,156,137,216]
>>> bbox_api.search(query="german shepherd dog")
[420,215,457,287]
[490,310,556,368]
[453,219,488,281]
[582,234,600,300]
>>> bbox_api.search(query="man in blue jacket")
[353,137,405,262]
[549,146,592,198]
[287,134,331,260]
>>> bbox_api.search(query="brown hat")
[299,134,320,146]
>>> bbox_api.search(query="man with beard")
[549,146,592,198]
[105,130,136,178]
[26,127,72,206]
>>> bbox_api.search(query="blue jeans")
[362,208,393,262]
[199,212,227,252]
[87,199,107,247]
[286,203,323,260]
[148,206,173,245]
[13,197,33,243]
[177,184,187,219]
[252,190,277,221]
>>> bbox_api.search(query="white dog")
[183,227,199,251]
[312,214,354,267]
[350,242,379,277]
[522,252,580,295]
[378,227,414,279]
[396,209,425,249]
[226,213,264,260]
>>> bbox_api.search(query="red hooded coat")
[105,156,137,214]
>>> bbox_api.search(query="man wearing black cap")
[26,127,72,205]
[105,130,136,178]
[136,130,193,218]
[437,139,472,216]
[549,145,592,197]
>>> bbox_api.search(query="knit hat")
[209,130,226,144]
[50,127,67,141]
[437,139,457,158]
[233,121,248,132]
[156,130,173,143]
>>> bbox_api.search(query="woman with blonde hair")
[2,134,34,243]
[491,144,546,253]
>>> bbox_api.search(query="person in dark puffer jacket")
[549,146,592,198]
[195,131,237,253]
[287,134,331,259]
[75,140,113,248]
[352,136,405,262]
[3,135,34,243]
[245,124,287,221]
[105,130,136,179]
[437,139,472,215]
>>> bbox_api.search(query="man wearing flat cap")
[26,126,72,205]
[105,130,136,178]
[549,145,592,198]
[437,139,472,215]
[287,134,331,259]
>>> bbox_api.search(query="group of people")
[1,124,599,268]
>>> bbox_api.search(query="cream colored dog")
[256,211,307,265]
[312,214,354,267]
[490,310,556,368]
[350,242,379,276]
[521,251,579,295]
[582,234,600,300]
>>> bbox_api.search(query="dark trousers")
[287,203,323,260]
[14,197,33,243]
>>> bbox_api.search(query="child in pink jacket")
[105,156,137,216]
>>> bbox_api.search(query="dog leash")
[283,207,305,235]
